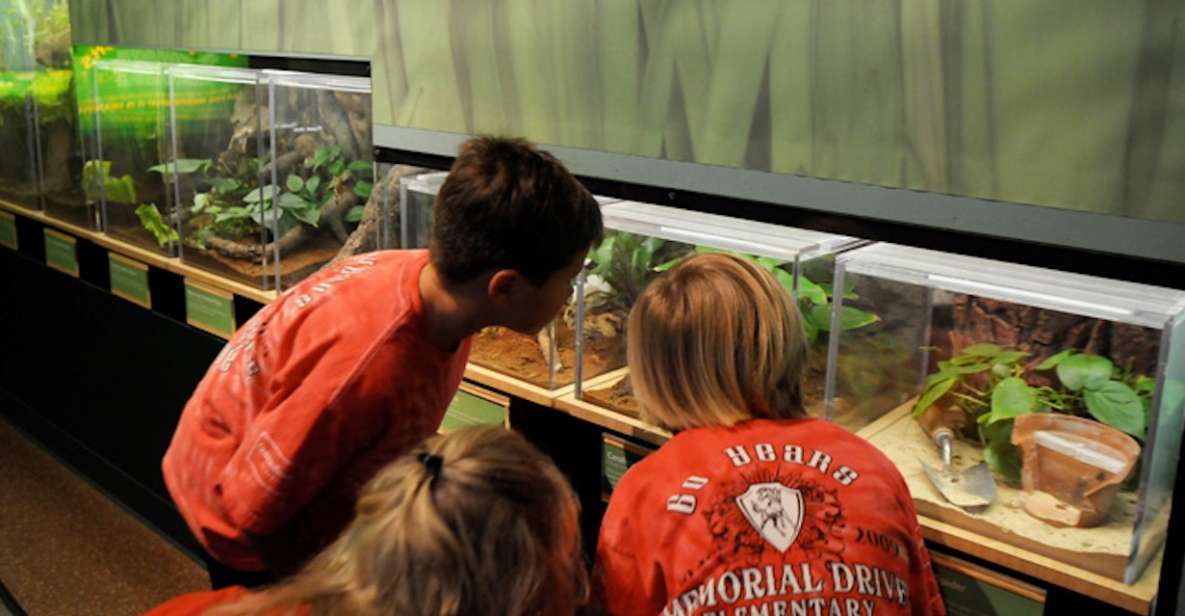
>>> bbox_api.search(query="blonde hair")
[627,253,809,431]
[210,427,587,616]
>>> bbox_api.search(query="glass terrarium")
[91,59,175,254]
[576,200,863,419]
[824,243,1185,584]
[398,170,445,249]
[32,0,87,227]
[166,64,267,286]
[167,67,379,290]
[261,70,375,289]
[0,1,41,211]
[367,162,430,251]
[0,70,39,209]
[400,171,619,389]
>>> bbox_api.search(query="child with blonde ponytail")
[146,426,587,616]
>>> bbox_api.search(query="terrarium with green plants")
[28,0,86,226]
[0,0,48,209]
[823,242,1185,584]
[165,66,381,290]
[575,201,864,420]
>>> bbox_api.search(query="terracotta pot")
[1011,414,1141,528]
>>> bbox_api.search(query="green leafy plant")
[83,160,137,204]
[586,232,672,312]
[134,203,178,247]
[913,344,1154,481]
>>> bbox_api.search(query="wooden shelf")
[0,199,277,304]
[553,393,669,447]
[920,516,1157,614]
[462,363,574,408]
[855,405,1159,614]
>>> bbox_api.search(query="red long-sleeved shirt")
[162,250,470,571]
[597,418,945,616]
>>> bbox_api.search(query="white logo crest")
[735,482,804,552]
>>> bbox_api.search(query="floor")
[0,416,208,615]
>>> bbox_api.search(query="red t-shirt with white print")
[597,418,945,616]
[162,250,470,572]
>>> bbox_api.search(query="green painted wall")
[56,0,1185,224]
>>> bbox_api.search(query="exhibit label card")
[441,389,508,433]
[933,557,1045,616]
[185,279,236,338]
[109,253,151,309]
[44,229,79,277]
[0,211,16,250]
[602,435,653,496]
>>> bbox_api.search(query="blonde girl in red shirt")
[596,253,944,616]
[146,426,587,616]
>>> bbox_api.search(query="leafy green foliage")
[134,203,178,247]
[915,344,1154,480]
[83,160,138,204]
[157,144,373,250]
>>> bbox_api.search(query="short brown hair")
[430,136,603,285]
[627,253,809,430]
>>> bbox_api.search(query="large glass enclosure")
[91,59,174,254]
[166,64,268,287]
[166,67,378,290]
[824,243,1185,584]
[0,0,42,210]
[577,200,863,419]
[262,70,375,288]
[32,0,86,227]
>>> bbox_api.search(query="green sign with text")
[441,389,508,432]
[602,436,652,495]
[185,280,235,338]
[934,562,1044,616]
[0,212,16,250]
[44,229,78,277]
[109,254,151,308]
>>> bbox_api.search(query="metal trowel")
[917,407,996,510]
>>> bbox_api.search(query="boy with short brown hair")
[163,136,602,585]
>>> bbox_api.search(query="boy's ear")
[487,269,523,302]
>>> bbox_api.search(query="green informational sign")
[934,562,1044,616]
[0,212,17,250]
[185,280,236,338]
[602,435,652,495]
[440,389,508,433]
[43,229,78,277]
[108,254,150,308]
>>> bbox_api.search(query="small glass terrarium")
[262,70,375,288]
[576,200,863,419]
[0,70,40,210]
[90,59,176,254]
[166,67,380,290]
[166,64,268,287]
[0,1,44,212]
[824,242,1185,584]
[400,171,618,389]
[398,170,446,249]
[32,0,87,227]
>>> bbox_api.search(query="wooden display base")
[554,368,671,446]
[461,363,574,408]
[0,199,276,305]
[859,403,1160,613]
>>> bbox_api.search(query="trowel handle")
[917,406,959,466]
